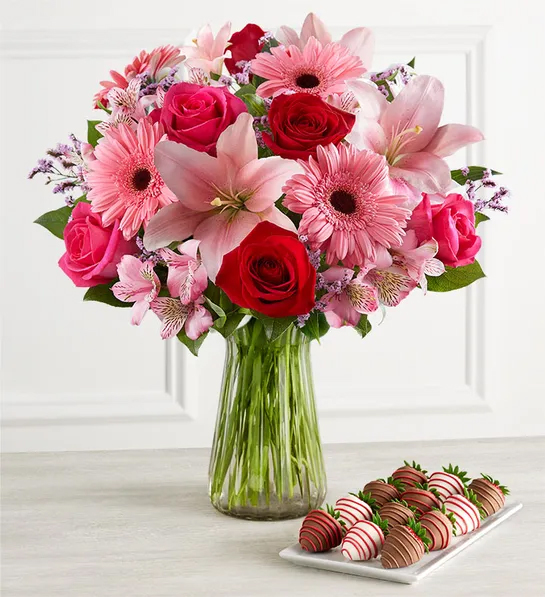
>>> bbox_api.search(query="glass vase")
[208,318,327,520]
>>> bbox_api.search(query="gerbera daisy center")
[132,167,152,191]
[296,73,320,89]
[330,190,356,215]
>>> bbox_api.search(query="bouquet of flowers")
[30,14,510,519]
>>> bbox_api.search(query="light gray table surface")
[2,437,544,596]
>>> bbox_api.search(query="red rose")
[216,222,316,318]
[225,24,265,75]
[58,202,136,287]
[410,193,481,268]
[151,82,247,156]
[262,93,356,160]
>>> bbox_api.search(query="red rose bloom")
[225,23,265,75]
[263,93,356,160]
[58,202,136,287]
[151,82,247,156]
[216,222,316,318]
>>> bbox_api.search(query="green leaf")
[354,314,372,339]
[83,281,130,307]
[300,311,329,341]
[451,166,502,186]
[475,212,490,226]
[177,329,208,356]
[407,56,416,68]
[87,120,103,147]
[251,74,267,89]
[34,206,72,239]
[204,296,227,330]
[234,83,257,98]
[252,312,295,341]
[216,311,246,338]
[240,93,267,116]
[426,261,485,292]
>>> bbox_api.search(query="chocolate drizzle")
[363,480,399,508]
[378,502,414,530]
[299,510,344,553]
[401,488,441,516]
[392,466,427,488]
[381,525,425,569]
[420,510,453,551]
[468,478,505,517]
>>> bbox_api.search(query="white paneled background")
[1,1,544,452]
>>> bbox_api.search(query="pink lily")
[181,22,232,76]
[112,255,160,325]
[151,296,213,340]
[347,76,484,193]
[144,113,301,280]
[159,239,208,304]
[277,12,374,68]
[321,266,379,328]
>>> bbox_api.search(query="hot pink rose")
[59,202,136,287]
[410,193,481,268]
[152,82,247,155]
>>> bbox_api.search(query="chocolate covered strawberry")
[468,474,509,517]
[363,476,404,508]
[379,499,417,531]
[335,492,376,528]
[381,518,431,569]
[341,514,389,561]
[444,489,484,535]
[392,461,428,488]
[420,505,457,551]
[428,464,470,501]
[299,505,345,553]
[401,483,442,516]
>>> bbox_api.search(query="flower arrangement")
[30,14,510,519]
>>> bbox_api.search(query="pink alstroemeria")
[390,230,445,292]
[181,22,232,76]
[112,255,160,325]
[347,76,484,193]
[276,12,375,68]
[151,296,213,340]
[159,239,208,304]
[321,266,379,328]
[96,79,155,134]
[144,113,301,280]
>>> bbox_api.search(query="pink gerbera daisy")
[250,37,366,98]
[283,143,410,267]
[86,118,175,240]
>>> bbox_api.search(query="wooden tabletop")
[2,437,544,596]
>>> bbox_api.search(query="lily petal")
[346,115,388,154]
[154,141,218,212]
[301,13,332,46]
[144,202,207,250]
[348,80,388,120]
[194,210,261,281]
[424,123,484,158]
[276,25,302,49]
[339,27,374,68]
[259,206,298,234]
[380,75,444,153]
[216,113,258,173]
[390,152,452,194]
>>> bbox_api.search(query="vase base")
[210,494,325,521]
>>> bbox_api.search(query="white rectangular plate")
[280,502,522,585]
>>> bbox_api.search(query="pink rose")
[59,202,136,287]
[152,82,247,155]
[410,193,481,268]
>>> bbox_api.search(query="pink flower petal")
[424,124,484,158]
[390,152,452,194]
[185,304,214,340]
[216,113,258,173]
[300,12,332,46]
[151,297,188,340]
[194,210,262,281]
[380,75,444,153]
[143,202,207,251]
[347,115,388,154]
[347,80,388,120]
[339,27,374,68]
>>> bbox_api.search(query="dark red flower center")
[296,73,320,89]
[330,190,356,214]
[132,168,152,191]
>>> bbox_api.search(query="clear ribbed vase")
[208,319,327,520]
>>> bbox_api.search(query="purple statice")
[218,75,235,88]
[234,60,252,85]
[258,31,275,46]
[295,313,311,328]
[465,170,511,214]
[135,235,160,265]
[29,135,87,202]
[460,166,470,176]
[139,67,179,97]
